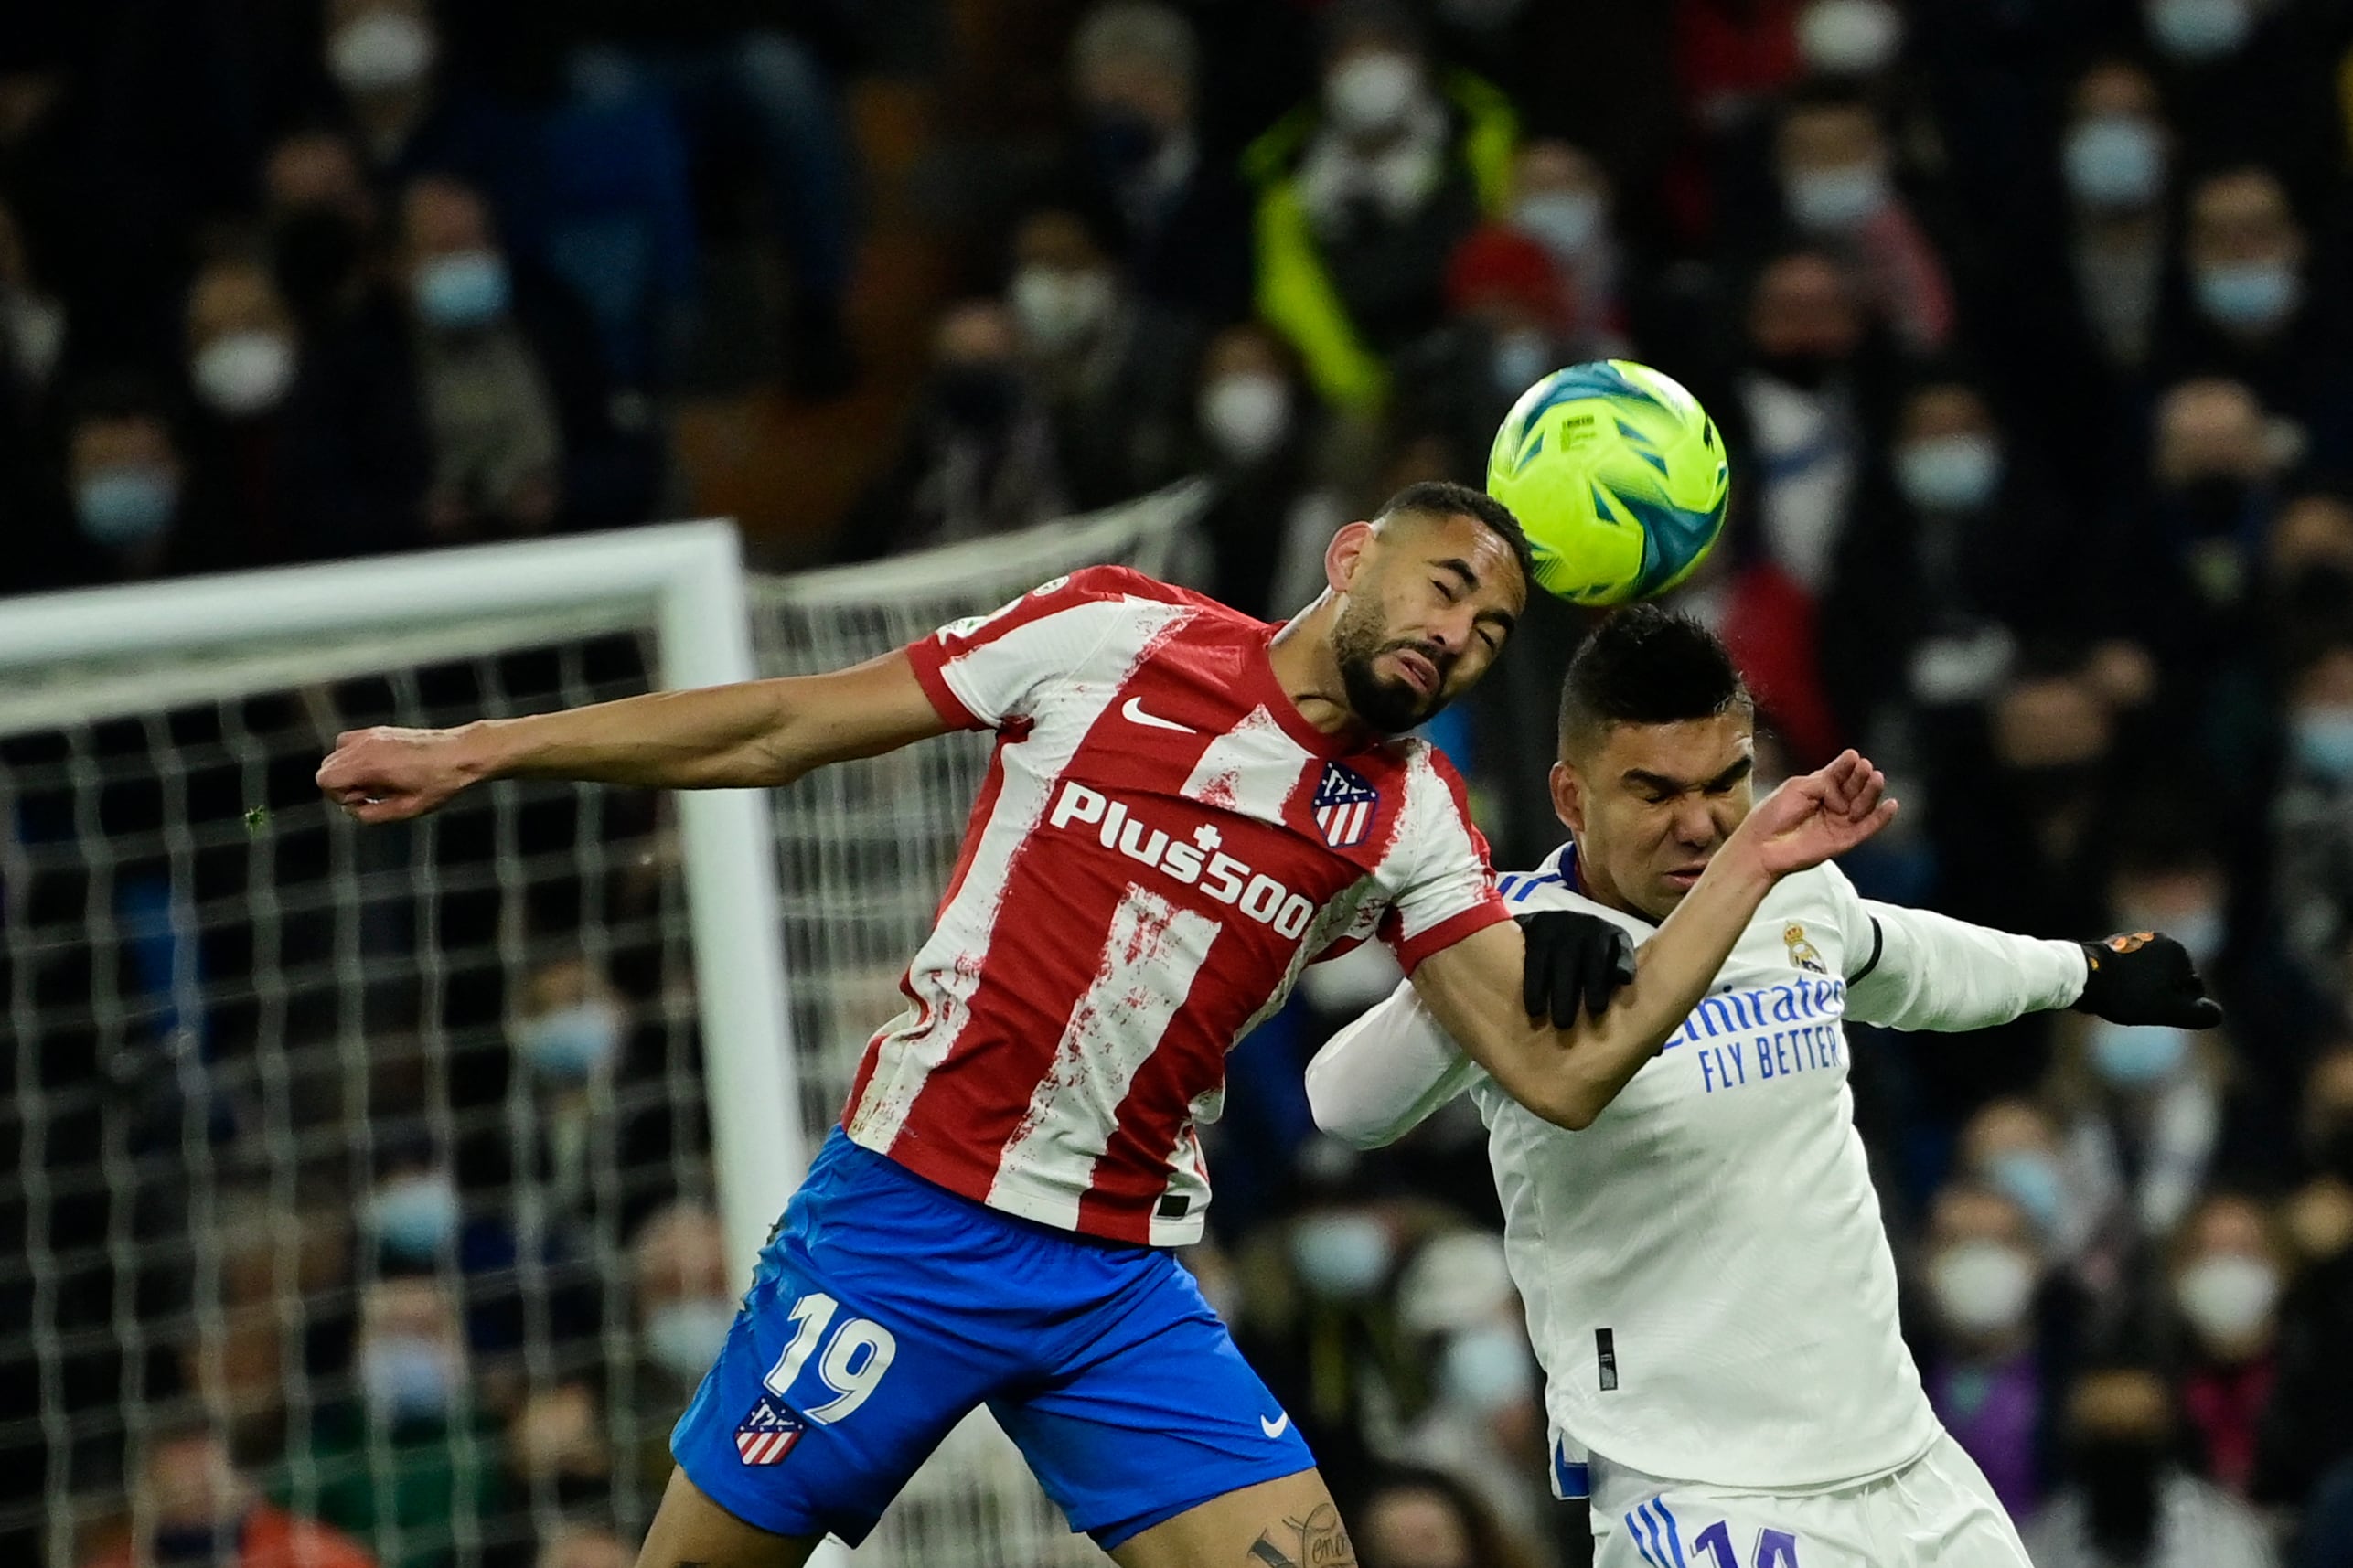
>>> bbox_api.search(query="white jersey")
[1307,844,2086,1495]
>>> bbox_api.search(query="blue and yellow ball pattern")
[1485,359,1731,607]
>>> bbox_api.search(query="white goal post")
[0,522,804,1278]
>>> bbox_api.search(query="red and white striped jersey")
[841,565,1510,1244]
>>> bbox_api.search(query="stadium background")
[6,2,2353,1566]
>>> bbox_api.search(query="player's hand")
[1517,911,1638,1029]
[1728,750,1898,880]
[317,726,478,823]
[2073,932,2224,1029]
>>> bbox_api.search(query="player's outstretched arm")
[317,650,952,823]
[1411,752,1898,1131]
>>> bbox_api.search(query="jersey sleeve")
[1821,865,2090,1030]
[903,565,1160,731]
[1306,976,1483,1148]
[1375,746,1512,972]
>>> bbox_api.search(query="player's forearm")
[1306,983,1476,1148]
[1846,901,2088,1030]
[459,681,805,790]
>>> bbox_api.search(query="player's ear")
[1550,760,1585,834]
[1325,520,1378,594]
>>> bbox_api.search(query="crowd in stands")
[16,1,2353,1565]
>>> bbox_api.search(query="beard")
[1332,594,1454,734]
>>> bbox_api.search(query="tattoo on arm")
[1246,1504,1357,1567]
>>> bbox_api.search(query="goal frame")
[0,522,806,1277]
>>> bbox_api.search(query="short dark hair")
[1374,480,1535,591]
[1557,605,1750,755]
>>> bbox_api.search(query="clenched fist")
[317,726,480,823]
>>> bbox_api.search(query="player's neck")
[1267,598,1375,741]
[1567,852,1647,926]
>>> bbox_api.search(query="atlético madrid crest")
[735,1392,806,1466]
[1313,763,1379,849]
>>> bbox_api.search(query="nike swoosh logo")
[1260,1412,1290,1439]
[1122,696,1196,733]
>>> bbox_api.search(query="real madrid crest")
[1784,922,1827,975]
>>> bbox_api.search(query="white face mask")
[2176,1253,2279,1343]
[1438,1324,1535,1413]
[1514,191,1603,259]
[2147,0,2251,59]
[1929,1240,2037,1335]
[1199,371,1291,464]
[1011,267,1114,355]
[2065,115,2166,208]
[1895,432,2004,512]
[192,329,297,415]
[1797,0,1903,75]
[329,9,437,93]
[358,1332,457,1422]
[1325,52,1421,135]
[518,997,625,1082]
[1786,162,1890,230]
[644,1297,737,1381]
[1490,327,1555,395]
[367,1171,460,1262]
[1289,1212,1393,1300]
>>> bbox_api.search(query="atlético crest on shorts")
[1312,763,1379,849]
[734,1392,806,1466]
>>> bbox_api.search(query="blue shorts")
[671,1128,1313,1549]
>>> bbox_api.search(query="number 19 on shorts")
[764,1292,898,1424]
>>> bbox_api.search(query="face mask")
[369,1172,460,1261]
[1011,266,1114,355]
[1987,1149,2067,1236]
[1290,1212,1392,1300]
[644,1297,737,1381]
[1438,1325,1535,1413]
[2076,1435,2165,1556]
[2176,1253,2279,1343]
[329,9,436,93]
[2293,709,2353,781]
[75,464,178,548]
[359,1333,456,1422]
[1490,328,1554,396]
[2147,0,2251,59]
[518,997,624,1081]
[1786,163,1888,231]
[1200,371,1291,464]
[2065,115,2165,208]
[1895,432,2003,512]
[1514,191,1601,259]
[1928,1240,2036,1335]
[2195,261,2299,331]
[193,329,296,416]
[1325,52,1420,135]
[2091,1019,2189,1087]
[1796,0,1902,75]
[412,251,511,331]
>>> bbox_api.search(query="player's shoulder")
[1498,850,1652,937]
[1056,564,1240,619]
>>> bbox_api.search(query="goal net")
[0,487,1203,1568]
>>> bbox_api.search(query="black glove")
[1517,910,1638,1029]
[2072,931,2224,1029]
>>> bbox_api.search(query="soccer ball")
[1485,359,1731,607]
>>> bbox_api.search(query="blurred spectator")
[505,1383,613,1517]
[363,1147,464,1272]
[1355,1463,1545,1568]
[183,253,302,564]
[554,1,861,398]
[2024,1364,2278,1568]
[2048,997,2234,1259]
[262,131,383,335]
[2063,61,2176,379]
[27,377,235,590]
[1188,322,1346,620]
[508,958,629,1221]
[1820,371,2084,737]
[533,1521,632,1568]
[1771,82,1952,354]
[0,195,65,411]
[83,1415,375,1568]
[1918,1181,2074,1518]
[1505,139,1630,355]
[2161,168,2352,456]
[1008,208,1203,510]
[628,1200,733,1398]
[2142,0,2337,202]
[2283,1046,2353,1267]
[2168,1193,2287,1495]
[1242,0,1518,415]
[2273,639,2353,991]
[843,300,1069,559]
[287,1276,506,1568]
[1064,2,1250,319]
[2115,378,2284,677]
[1390,225,1578,486]
[281,175,660,556]
[1962,1099,2095,1275]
